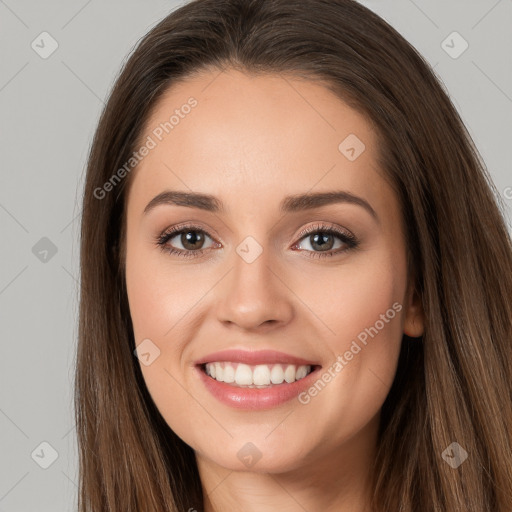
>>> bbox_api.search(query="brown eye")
[156,225,217,258]
[178,230,207,250]
[304,232,336,252]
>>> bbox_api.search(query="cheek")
[125,248,204,426]
[291,249,405,351]
[291,252,406,421]
[125,241,204,346]
[125,242,214,413]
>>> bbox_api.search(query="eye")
[292,222,359,258]
[155,223,218,258]
[155,222,359,259]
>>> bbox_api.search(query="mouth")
[194,349,323,410]
[199,361,320,388]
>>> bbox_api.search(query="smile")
[203,362,313,387]
[194,349,322,410]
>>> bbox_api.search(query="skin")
[124,68,425,512]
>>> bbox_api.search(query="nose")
[214,245,294,332]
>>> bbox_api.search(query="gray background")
[0,1,511,510]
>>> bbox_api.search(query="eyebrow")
[143,190,379,222]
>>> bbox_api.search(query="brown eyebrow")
[143,190,379,223]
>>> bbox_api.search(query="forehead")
[127,69,392,220]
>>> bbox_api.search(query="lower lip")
[196,365,321,410]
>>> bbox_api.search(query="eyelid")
[156,222,220,243]
[293,222,355,244]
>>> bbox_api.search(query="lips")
[194,349,320,367]
[194,349,322,409]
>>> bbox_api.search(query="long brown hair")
[76,0,512,510]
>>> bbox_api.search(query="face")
[124,69,424,474]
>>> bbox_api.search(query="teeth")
[204,362,312,387]
[223,363,235,383]
[235,364,253,385]
[284,365,296,383]
[270,365,285,384]
[253,365,270,386]
[295,365,308,380]
[214,363,223,381]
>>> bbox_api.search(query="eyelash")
[155,222,359,259]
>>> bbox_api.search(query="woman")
[75,0,512,510]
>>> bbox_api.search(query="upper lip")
[195,349,321,367]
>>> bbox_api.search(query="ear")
[403,281,425,338]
